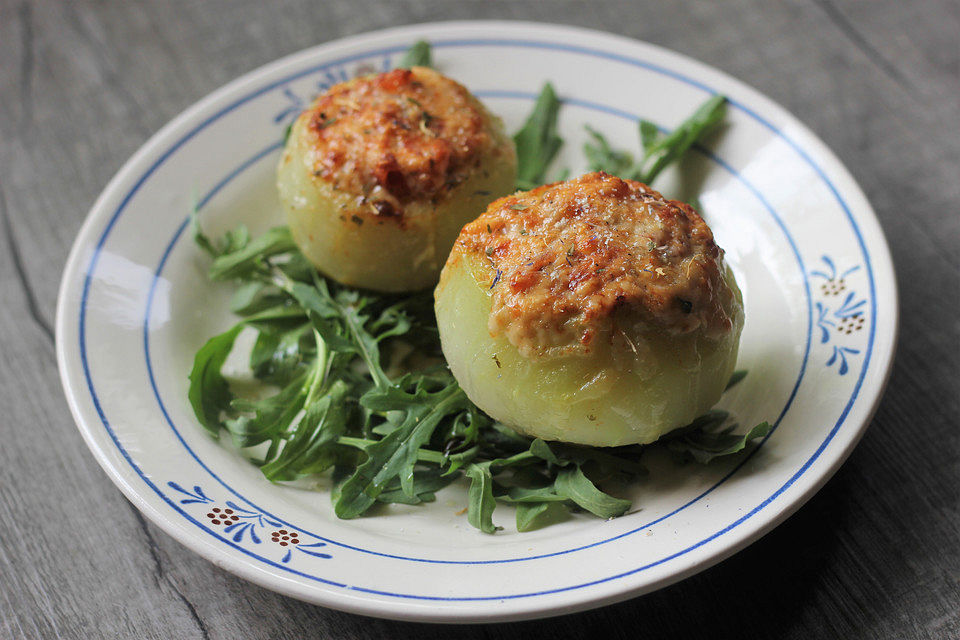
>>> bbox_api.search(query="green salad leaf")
[667,421,771,465]
[208,226,296,281]
[725,369,748,391]
[398,40,432,69]
[465,463,499,533]
[188,219,767,533]
[188,324,243,436]
[584,94,727,185]
[554,465,631,519]
[513,82,563,190]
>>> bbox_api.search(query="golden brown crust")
[300,67,494,218]
[455,172,735,358]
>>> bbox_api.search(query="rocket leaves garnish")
[514,86,726,194]
[185,41,765,534]
[584,94,727,185]
[188,324,243,435]
[554,465,632,519]
[188,221,768,533]
[398,40,432,69]
[667,420,771,465]
[513,82,564,190]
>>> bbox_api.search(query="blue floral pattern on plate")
[168,482,332,563]
[811,255,867,375]
[272,55,393,127]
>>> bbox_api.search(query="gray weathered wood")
[1,0,957,637]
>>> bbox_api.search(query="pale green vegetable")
[435,253,745,447]
[277,70,516,293]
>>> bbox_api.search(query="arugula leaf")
[639,120,660,156]
[465,463,499,533]
[260,381,351,481]
[726,369,748,390]
[514,83,563,190]
[667,421,771,464]
[249,322,311,383]
[554,465,631,519]
[583,125,635,177]
[642,94,726,184]
[398,40,432,69]
[484,421,533,454]
[335,384,466,517]
[376,467,457,504]
[516,501,567,532]
[278,253,318,284]
[551,442,647,477]
[583,94,727,185]
[230,281,291,316]
[208,226,296,281]
[227,370,309,448]
[659,409,729,445]
[187,324,243,436]
[529,438,563,465]
[191,208,250,259]
[191,208,220,259]
[501,486,568,504]
[286,280,395,390]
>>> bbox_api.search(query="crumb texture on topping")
[456,172,736,358]
[301,67,495,214]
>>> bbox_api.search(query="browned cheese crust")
[303,67,494,218]
[455,172,736,358]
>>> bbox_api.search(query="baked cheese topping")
[455,172,735,358]
[301,67,494,217]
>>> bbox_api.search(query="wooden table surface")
[2,1,958,637]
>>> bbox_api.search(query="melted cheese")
[302,67,494,217]
[455,172,736,359]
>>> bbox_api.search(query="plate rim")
[56,19,899,623]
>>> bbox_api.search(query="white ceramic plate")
[56,21,897,623]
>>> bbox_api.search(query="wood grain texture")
[1,0,957,637]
